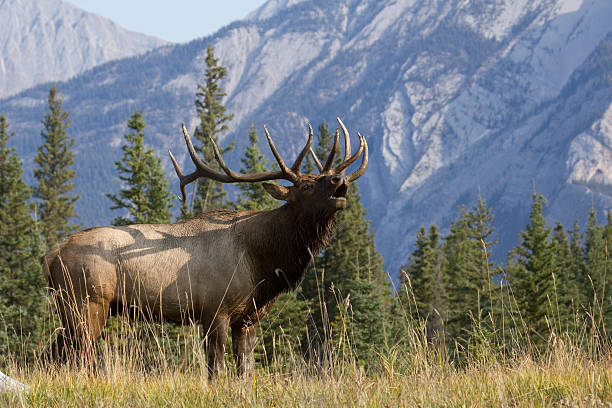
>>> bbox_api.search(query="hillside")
[0,0,611,274]
[0,0,167,98]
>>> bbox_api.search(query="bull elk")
[42,117,368,377]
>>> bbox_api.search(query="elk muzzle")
[329,176,349,209]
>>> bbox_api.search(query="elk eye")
[302,184,313,191]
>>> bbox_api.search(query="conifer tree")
[510,192,554,342]
[0,114,46,361]
[314,121,333,162]
[324,183,389,366]
[443,195,497,343]
[104,113,177,365]
[584,208,606,329]
[405,226,434,320]
[442,215,470,342]
[107,112,173,225]
[568,220,588,307]
[600,211,612,331]
[34,85,80,246]
[550,222,584,332]
[190,45,234,215]
[403,225,445,344]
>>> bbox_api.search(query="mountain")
[1,0,611,275]
[0,0,167,98]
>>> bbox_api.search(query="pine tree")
[601,211,612,332]
[510,192,554,343]
[324,183,389,366]
[584,207,606,325]
[314,121,333,162]
[34,85,80,246]
[403,225,445,345]
[107,112,173,225]
[341,274,388,367]
[0,114,46,361]
[443,195,497,344]
[568,220,588,309]
[190,45,234,215]
[550,222,585,333]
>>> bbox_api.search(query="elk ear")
[263,183,290,201]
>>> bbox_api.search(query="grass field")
[1,329,611,407]
[2,275,611,407]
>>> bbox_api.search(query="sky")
[66,0,269,43]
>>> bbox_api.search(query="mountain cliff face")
[1,0,611,274]
[0,0,166,97]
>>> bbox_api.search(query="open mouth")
[330,183,348,201]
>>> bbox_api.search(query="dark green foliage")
[34,86,80,246]
[190,45,234,215]
[584,207,606,295]
[568,220,589,309]
[603,212,612,331]
[314,121,333,163]
[342,273,389,365]
[0,114,46,362]
[402,225,444,344]
[510,193,554,342]
[106,112,173,225]
[443,195,497,345]
[550,222,585,332]
[583,207,609,331]
[599,211,612,332]
[316,183,389,367]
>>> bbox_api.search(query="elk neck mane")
[239,203,337,298]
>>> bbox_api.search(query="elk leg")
[204,316,229,379]
[42,328,71,366]
[81,298,110,361]
[231,322,258,376]
[42,290,79,365]
[43,293,109,368]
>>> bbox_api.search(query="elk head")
[168,117,368,215]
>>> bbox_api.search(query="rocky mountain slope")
[0,0,166,97]
[1,0,611,274]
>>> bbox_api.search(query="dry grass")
[1,332,611,407]
[2,262,611,407]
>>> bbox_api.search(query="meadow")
[1,286,611,408]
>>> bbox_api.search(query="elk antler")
[310,117,368,181]
[169,124,236,202]
[169,123,313,202]
[169,119,368,202]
